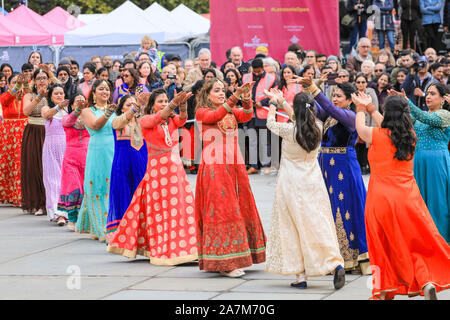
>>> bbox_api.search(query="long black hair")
[47,84,67,109]
[116,94,135,116]
[428,82,450,111]
[145,88,168,115]
[278,65,297,91]
[381,96,416,161]
[293,92,322,152]
[87,79,113,107]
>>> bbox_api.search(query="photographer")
[163,65,183,102]
[347,0,371,51]
[401,56,436,110]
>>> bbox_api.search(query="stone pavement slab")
[130,277,245,292]
[1,174,447,301]
[102,290,219,300]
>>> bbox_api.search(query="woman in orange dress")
[194,79,266,278]
[353,92,450,300]
[107,89,198,266]
[0,73,28,206]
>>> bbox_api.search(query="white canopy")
[144,2,188,40]
[169,4,210,36]
[64,1,165,45]
[77,14,105,25]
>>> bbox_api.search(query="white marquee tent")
[169,4,210,36]
[64,1,165,45]
[144,2,187,40]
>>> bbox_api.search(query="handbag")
[341,14,356,28]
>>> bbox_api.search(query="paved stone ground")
[0,173,448,300]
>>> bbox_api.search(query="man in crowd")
[103,55,119,83]
[242,58,278,175]
[425,47,438,64]
[184,48,223,91]
[390,49,415,84]
[70,60,81,84]
[346,37,373,77]
[401,56,436,110]
[230,46,251,75]
[284,51,302,74]
[91,55,103,71]
[374,63,386,80]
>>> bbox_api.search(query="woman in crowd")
[375,48,396,74]
[221,60,236,75]
[393,68,408,91]
[106,94,148,243]
[113,68,148,104]
[112,60,122,73]
[76,79,117,242]
[369,72,391,113]
[139,61,163,92]
[0,72,6,94]
[327,56,342,73]
[353,92,450,300]
[278,65,302,123]
[21,68,52,215]
[354,73,379,174]
[79,62,96,99]
[397,83,450,242]
[264,89,345,290]
[28,51,42,71]
[95,67,109,81]
[58,95,90,231]
[0,73,29,206]
[194,79,266,278]
[0,64,13,81]
[40,84,68,225]
[300,77,370,275]
[263,57,281,81]
[107,89,198,266]
[57,66,81,103]
[224,68,242,99]
[361,60,375,84]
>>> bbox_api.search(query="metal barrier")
[0,45,55,71]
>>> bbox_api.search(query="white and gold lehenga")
[265,115,344,277]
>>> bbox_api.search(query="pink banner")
[210,0,340,66]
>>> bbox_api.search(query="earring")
[441,100,445,108]
[93,96,96,104]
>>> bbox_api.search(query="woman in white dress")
[264,89,345,290]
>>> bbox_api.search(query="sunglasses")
[356,81,367,84]
[375,69,384,72]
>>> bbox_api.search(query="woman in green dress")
[75,79,117,242]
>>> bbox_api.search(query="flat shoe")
[334,265,345,290]
[291,281,307,289]
[220,270,244,278]
[424,284,437,300]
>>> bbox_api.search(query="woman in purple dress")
[41,84,68,226]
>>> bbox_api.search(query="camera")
[356,3,364,15]
[167,74,176,80]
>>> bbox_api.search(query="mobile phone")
[225,77,231,86]
[327,73,338,85]
[167,74,176,80]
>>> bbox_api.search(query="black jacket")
[347,0,372,24]
[444,0,450,27]
[400,0,421,21]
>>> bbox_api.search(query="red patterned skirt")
[0,118,27,206]
[195,163,266,271]
[107,149,198,265]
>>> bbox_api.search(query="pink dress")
[107,112,198,265]
[57,112,90,223]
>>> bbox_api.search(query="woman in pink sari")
[58,95,90,230]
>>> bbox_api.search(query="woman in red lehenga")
[107,89,198,266]
[0,73,29,206]
[195,79,266,278]
[353,92,450,300]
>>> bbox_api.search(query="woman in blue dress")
[301,78,370,275]
[106,94,148,243]
[76,79,117,242]
[401,83,450,242]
